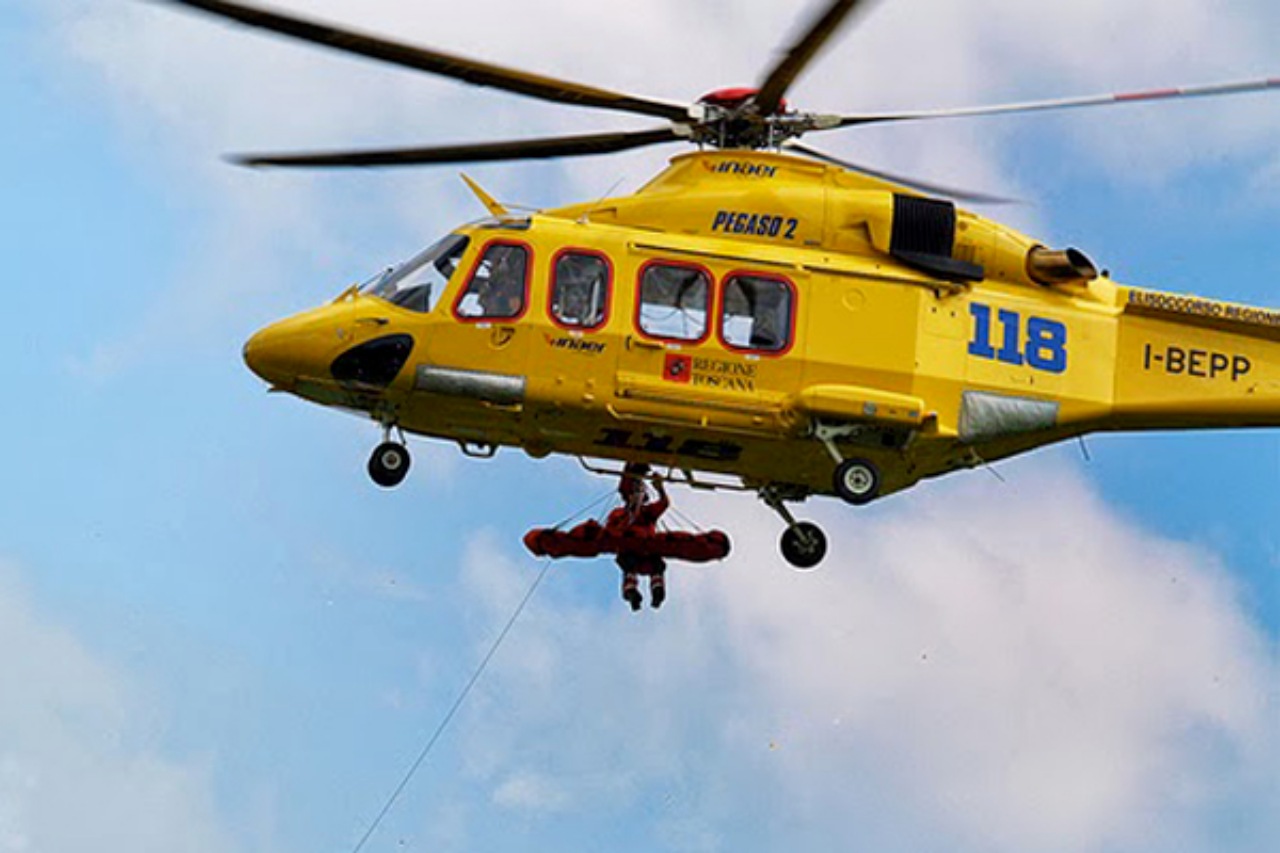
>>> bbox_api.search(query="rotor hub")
[690,88,806,150]
[697,87,789,115]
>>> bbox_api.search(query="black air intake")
[892,195,956,257]
[330,334,414,388]
[890,195,984,282]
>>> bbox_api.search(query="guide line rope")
[552,488,617,530]
[348,557,552,853]
[346,486,614,853]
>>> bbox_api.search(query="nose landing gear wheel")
[834,458,880,505]
[368,441,411,488]
[780,522,827,570]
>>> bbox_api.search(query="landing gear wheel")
[368,441,411,488]
[780,522,827,570]
[834,458,880,505]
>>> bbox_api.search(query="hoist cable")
[347,557,552,853]
[346,483,617,852]
[667,503,708,533]
[551,488,616,530]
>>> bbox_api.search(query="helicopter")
[160,0,1280,568]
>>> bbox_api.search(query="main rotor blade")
[835,76,1280,127]
[230,127,682,168]
[157,0,690,122]
[755,0,872,116]
[784,142,1021,205]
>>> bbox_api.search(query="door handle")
[626,335,664,352]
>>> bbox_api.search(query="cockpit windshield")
[361,233,470,313]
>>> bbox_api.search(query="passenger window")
[551,251,610,330]
[455,242,529,320]
[637,262,711,342]
[720,274,794,353]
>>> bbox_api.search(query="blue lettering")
[968,303,996,359]
[709,210,800,239]
[969,303,1068,374]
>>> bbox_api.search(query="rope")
[550,488,616,531]
[667,503,708,533]
[347,558,553,853]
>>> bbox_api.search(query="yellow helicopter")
[163,0,1280,568]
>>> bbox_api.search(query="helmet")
[618,463,650,499]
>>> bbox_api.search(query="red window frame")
[716,271,798,357]
[634,259,714,345]
[451,238,534,323]
[547,248,613,332]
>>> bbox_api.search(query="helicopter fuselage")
[243,151,1280,505]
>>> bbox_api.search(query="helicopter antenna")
[460,173,510,217]
[578,176,628,224]
[968,449,1007,484]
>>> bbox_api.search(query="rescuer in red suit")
[607,463,670,611]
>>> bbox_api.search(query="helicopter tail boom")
[1107,288,1280,429]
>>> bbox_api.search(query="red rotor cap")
[698,87,789,114]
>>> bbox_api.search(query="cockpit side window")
[455,241,531,321]
[719,273,795,354]
[637,261,711,343]
[362,233,469,314]
[550,250,611,331]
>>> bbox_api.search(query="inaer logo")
[544,334,605,354]
[705,160,778,178]
[664,354,692,383]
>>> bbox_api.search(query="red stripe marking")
[1116,88,1182,102]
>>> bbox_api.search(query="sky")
[1,1,1278,851]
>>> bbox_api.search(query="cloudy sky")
[2,1,1278,850]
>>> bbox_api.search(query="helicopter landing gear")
[369,442,411,487]
[780,522,827,570]
[761,487,827,570]
[833,458,881,505]
[814,423,883,506]
[368,424,411,488]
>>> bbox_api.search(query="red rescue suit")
[522,465,730,611]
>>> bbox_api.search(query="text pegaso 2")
[710,210,799,239]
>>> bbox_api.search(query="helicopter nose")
[243,322,301,389]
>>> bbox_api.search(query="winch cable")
[348,558,552,853]
[668,505,707,533]
[551,487,617,530]
[346,487,614,853]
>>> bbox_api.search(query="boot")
[622,575,642,612]
[650,575,666,610]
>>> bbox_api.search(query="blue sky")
[2,1,1277,851]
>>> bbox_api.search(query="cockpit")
[361,233,470,313]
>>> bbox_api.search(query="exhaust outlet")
[1026,246,1098,285]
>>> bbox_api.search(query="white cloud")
[0,563,239,853]
[445,461,1277,851]
[706,466,1276,850]
[491,769,572,813]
